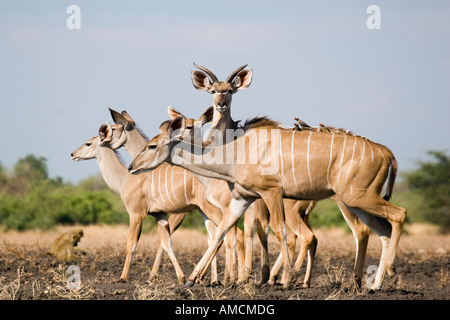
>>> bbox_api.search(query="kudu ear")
[120,111,136,128]
[167,106,185,121]
[99,122,113,143]
[169,116,186,140]
[199,106,214,125]
[158,120,172,135]
[191,70,213,91]
[109,107,134,131]
[233,68,253,91]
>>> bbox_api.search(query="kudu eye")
[228,89,233,93]
[210,90,216,94]
[85,143,91,147]
[148,145,157,150]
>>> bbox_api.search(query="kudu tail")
[383,157,397,201]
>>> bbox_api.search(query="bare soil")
[0,225,448,301]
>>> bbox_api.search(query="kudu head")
[167,106,214,144]
[71,123,115,161]
[128,107,213,173]
[191,63,253,115]
[128,118,182,174]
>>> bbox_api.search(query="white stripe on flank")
[158,168,165,203]
[272,133,279,173]
[358,139,366,169]
[183,169,189,204]
[346,136,357,179]
[327,133,335,187]
[337,134,347,183]
[291,131,298,186]
[368,141,374,163]
[171,166,178,201]
[165,166,174,206]
[306,131,313,186]
[376,147,386,161]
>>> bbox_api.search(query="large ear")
[169,116,186,140]
[167,106,185,121]
[191,70,212,91]
[120,111,136,128]
[158,120,171,135]
[99,122,113,143]
[233,68,253,90]
[109,107,134,131]
[198,106,214,125]
[109,107,122,123]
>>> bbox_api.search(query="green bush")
[308,199,350,230]
[0,155,129,231]
[401,151,450,232]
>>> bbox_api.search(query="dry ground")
[0,224,448,300]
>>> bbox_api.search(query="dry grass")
[0,224,448,300]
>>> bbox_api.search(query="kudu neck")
[206,108,239,145]
[96,145,129,195]
[170,140,235,184]
[124,128,148,159]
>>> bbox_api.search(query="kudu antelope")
[109,107,245,284]
[190,64,371,286]
[129,112,406,290]
[168,105,318,287]
[71,122,229,285]
[192,64,320,286]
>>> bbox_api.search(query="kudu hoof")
[282,282,292,290]
[185,280,194,288]
[388,265,396,277]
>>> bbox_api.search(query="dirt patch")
[0,225,448,300]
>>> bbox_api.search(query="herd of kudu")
[71,64,406,291]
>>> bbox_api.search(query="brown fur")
[242,116,282,130]
[49,230,84,262]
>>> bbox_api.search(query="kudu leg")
[242,203,257,282]
[203,217,219,284]
[257,214,270,284]
[223,225,245,284]
[223,226,237,284]
[149,213,187,282]
[333,196,370,285]
[291,225,314,287]
[119,214,145,281]
[235,226,245,282]
[260,190,292,289]
[153,213,185,285]
[269,227,296,285]
[344,198,406,290]
[185,197,252,287]
[302,234,318,287]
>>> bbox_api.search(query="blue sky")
[0,1,449,183]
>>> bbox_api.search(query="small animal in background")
[49,229,85,262]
